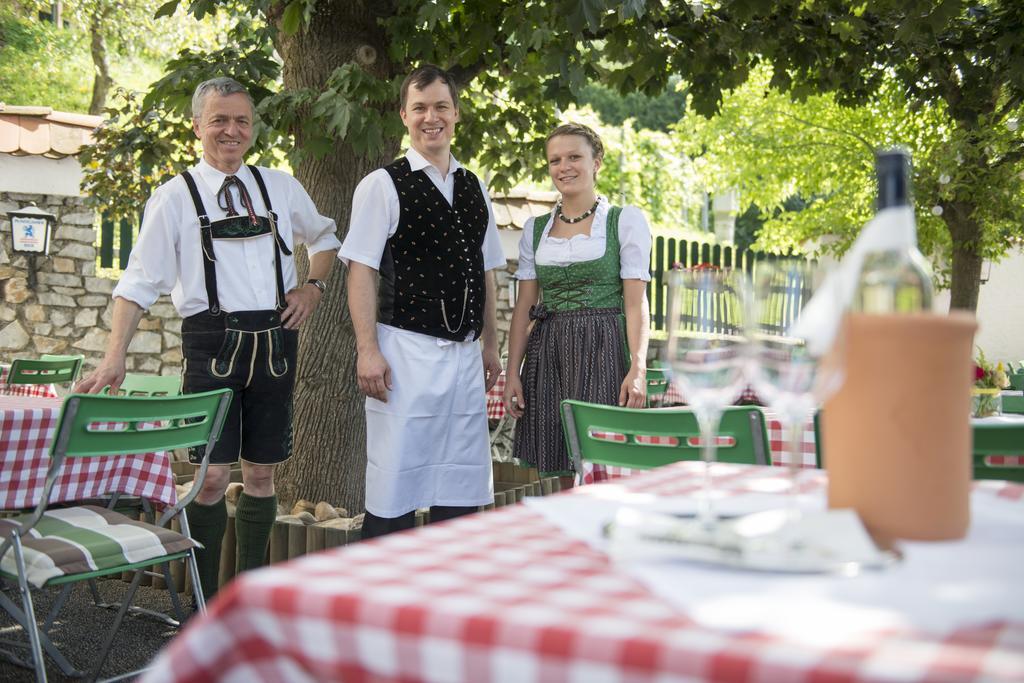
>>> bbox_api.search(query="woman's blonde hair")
[545,123,605,162]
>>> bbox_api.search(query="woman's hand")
[618,365,647,408]
[503,372,526,418]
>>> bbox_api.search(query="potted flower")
[972,349,1010,417]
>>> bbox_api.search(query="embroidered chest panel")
[533,207,625,311]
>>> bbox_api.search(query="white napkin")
[793,206,918,356]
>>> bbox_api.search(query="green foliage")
[0,3,236,111]
[678,66,1024,287]
[79,90,195,219]
[0,9,93,110]
[74,0,1023,309]
[578,78,687,132]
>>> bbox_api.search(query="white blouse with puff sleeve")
[515,198,651,282]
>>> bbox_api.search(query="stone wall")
[494,260,517,355]
[0,191,181,374]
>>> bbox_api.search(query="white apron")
[364,323,494,517]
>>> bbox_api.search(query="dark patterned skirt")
[512,306,628,475]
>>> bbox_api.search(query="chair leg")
[161,561,187,623]
[11,535,48,683]
[43,583,74,632]
[88,578,103,605]
[90,569,145,682]
[0,587,83,678]
[177,513,206,614]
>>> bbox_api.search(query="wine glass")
[749,259,845,518]
[665,267,751,530]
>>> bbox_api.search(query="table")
[0,364,58,398]
[141,462,1024,683]
[486,372,818,469]
[0,394,178,510]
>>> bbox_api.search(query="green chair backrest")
[561,400,771,476]
[1003,393,1024,415]
[972,422,1024,483]
[51,389,232,460]
[645,367,670,404]
[1009,371,1024,392]
[102,373,181,397]
[8,355,84,385]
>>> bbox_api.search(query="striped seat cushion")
[0,505,198,588]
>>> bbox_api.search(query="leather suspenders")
[180,166,293,314]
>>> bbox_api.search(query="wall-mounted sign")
[12,215,51,254]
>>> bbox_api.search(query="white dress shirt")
[339,148,506,272]
[114,159,341,317]
[515,198,652,281]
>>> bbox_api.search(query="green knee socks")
[235,492,277,574]
[185,497,227,601]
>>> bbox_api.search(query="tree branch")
[996,92,1023,121]
[446,60,487,91]
[991,141,1024,169]
[773,110,876,156]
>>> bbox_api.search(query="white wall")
[0,154,84,197]
[936,246,1024,364]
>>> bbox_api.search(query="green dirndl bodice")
[512,206,630,476]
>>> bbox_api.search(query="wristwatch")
[306,278,326,295]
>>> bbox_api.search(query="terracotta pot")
[822,312,977,543]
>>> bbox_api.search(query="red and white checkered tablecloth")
[486,371,507,420]
[141,462,1024,683]
[0,364,59,399]
[0,394,178,510]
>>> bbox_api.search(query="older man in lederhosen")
[78,76,340,601]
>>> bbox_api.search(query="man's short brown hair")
[400,64,460,111]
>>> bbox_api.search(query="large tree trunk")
[944,199,983,312]
[88,11,111,115]
[273,1,401,513]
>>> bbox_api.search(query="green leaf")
[282,2,304,35]
[566,0,607,33]
[154,0,181,19]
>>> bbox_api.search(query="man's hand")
[281,284,322,330]
[482,349,502,392]
[618,365,647,408]
[76,356,127,395]
[357,347,392,402]
[502,372,525,419]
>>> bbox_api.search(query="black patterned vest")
[378,158,489,341]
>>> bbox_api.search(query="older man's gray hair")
[191,77,255,121]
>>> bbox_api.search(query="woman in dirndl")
[503,122,652,482]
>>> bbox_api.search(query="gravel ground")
[0,578,189,682]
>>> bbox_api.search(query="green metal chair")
[972,421,1024,483]
[102,373,181,397]
[645,367,670,407]
[561,400,771,483]
[0,389,232,681]
[7,355,84,387]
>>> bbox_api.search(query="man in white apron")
[340,64,505,539]
[78,77,340,599]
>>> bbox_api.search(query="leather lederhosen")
[178,167,298,465]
